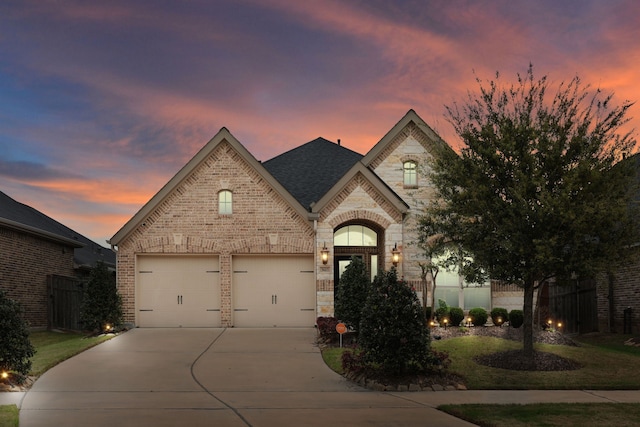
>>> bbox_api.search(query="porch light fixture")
[320,243,329,265]
[391,243,400,267]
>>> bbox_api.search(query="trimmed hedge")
[449,307,465,327]
[468,307,488,326]
[490,307,509,326]
[509,309,524,328]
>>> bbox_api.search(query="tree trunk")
[522,279,535,364]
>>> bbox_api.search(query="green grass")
[321,347,345,375]
[0,405,18,427]
[431,335,640,389]
[322,333,640,390]
[439,403,640,427]
[28,331,114,377]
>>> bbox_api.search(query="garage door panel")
[233,255,315,327]
[137,255,220,327]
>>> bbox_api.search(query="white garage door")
[233,255,316,327]
[137,255,221,327]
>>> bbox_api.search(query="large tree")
[422,65,638,362]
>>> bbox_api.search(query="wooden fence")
[547,279,598,334]
[47,274,84,331]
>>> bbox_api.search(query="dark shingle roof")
[263,138,363,210]
[0,191,116,268]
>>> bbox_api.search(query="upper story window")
[218,190,232,215]
[403,161,417,187]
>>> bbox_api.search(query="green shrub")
[449,307,465,327]
[424,306,432,321]
[80,262,123,333]
[468,307,488,326]
[509,309,524,328]
[435,299,449,326]
[334,256,369,332]
[358,268,434,376]
[0,290,35,381]
[490,307,509,326]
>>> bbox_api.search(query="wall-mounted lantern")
[391,243,401,267]
[320,243,329,265]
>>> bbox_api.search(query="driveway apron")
[19,328,475,427]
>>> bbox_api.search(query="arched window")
[218,190,232,215]
[403,161,417,187]
[333,225,377,247]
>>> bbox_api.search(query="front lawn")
[28,331,115,377]
[433,335,640,389]
[439,402,640,427]
[0,405,18,427]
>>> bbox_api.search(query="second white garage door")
[232,255,316,327]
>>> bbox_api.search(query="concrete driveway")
[19,328,475,426]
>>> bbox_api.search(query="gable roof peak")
[361,109,451,167]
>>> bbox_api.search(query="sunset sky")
[2,0,639,246]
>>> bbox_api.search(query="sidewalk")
[5,389,640,409]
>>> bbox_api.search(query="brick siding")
[597,249,640,334]
[116,141,314,326]
[0,225,76,328]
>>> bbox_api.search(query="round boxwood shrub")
[449,307,465,327]
[490,307,509,326]
[468,307,488,326]
[509,309,524,328]
[0,290,35,381]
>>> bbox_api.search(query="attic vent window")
[403,161,417,187]
[218,190,232,215]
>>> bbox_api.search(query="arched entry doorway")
[333,222,384,301]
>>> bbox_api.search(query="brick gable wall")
[116,141,314,326]
[0,225,76,328]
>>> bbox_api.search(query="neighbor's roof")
[0,191,116,269]
[263,137,363,210]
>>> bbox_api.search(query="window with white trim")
[403,161,417,187]
[218,190,232,215]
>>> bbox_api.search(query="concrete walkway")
[2,328,640,426]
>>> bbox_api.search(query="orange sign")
[336,323,347,334]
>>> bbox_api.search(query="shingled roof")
[263,137,363,210]
[0,191,115,269]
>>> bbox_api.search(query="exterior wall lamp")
[320,243,329,265]
[391,243,401,267]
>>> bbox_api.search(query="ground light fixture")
[1,371,8,380]
[320,243,329,265]
[467,317,472,327]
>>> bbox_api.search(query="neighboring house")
[110,110,520,328]
[595,153,640,334]
[0,191,116,329]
